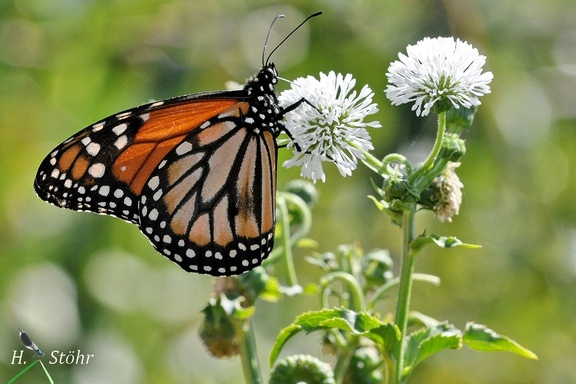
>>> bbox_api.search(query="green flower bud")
[362,249,394,287]
[343,347,384,384]
[269,355,335,384]
[198,298,240,358]
[285,179,319,207]
[438,133,466,162]
[447,105,477,132]
[430,98,455,115]
[237,266,270,305]
[383,176,419,203]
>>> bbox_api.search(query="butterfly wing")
[139,105,277,275]
[35,76,280,276]
[35,94,240,221]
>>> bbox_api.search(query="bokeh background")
[1,0,575,383]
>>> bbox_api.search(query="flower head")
[279,71,381,183]
[385,37,493,117]
[269,354,335,384]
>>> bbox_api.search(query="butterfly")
[34,12,321,276]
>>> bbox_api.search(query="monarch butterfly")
[34,12,322,276]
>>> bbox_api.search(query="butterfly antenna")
[264,11,323,65]
[262,14,286,67]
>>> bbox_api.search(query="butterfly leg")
[280,97,320,115]
[279,97,323,152]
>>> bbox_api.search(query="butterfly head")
[245,63,278,88]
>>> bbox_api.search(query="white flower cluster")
[279,71,381,182]
[385,37,493,116]
[280,37,491,181]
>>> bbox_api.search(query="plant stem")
[320,272,366,311]
[408,111,446,185]
[393,204,416,384]
[333,335,359,384]
[367,273,441,310]
[240,319,263,384]
[277,195,298,286]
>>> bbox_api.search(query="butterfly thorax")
[242,63,283,137]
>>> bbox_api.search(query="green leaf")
[259,276,282,302]
[404,323,463,378]
[269,308,396,365]
[363,323,400,354]
[367,195,387,212]
[463,323,538,360]
[295,237,320,249]
[270,324,303,366]
[410,232,481,255]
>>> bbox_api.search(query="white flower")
[385,37,493,117]
[279,71,381,183]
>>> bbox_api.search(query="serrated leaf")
[410,233,481,255]
[269,324,302,365]
[404,323,462,378]
[463,323,538,360]
[269,308,390,365]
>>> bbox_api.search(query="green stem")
[38,361,54,384]
[320,272,366,312]
[333,335,359,384]
[360,147,384,173]
[366,273,441,310]
[393,204,416,384]
[276,195,298,287]
[408,111,447,185]
[240,319,263,384]
[8,360,39,384]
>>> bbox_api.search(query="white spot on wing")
[147,176,160,190]
[114,135,128,150]
[149,101,165,108]
[99,185,110,196]
[112,123,128,136]
[148,208,159,221]
[116,111,132,119]
[175,141,193,155]
[88,163,105,178]
[86,142,101,156]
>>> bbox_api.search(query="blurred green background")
[1,0,575,382]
